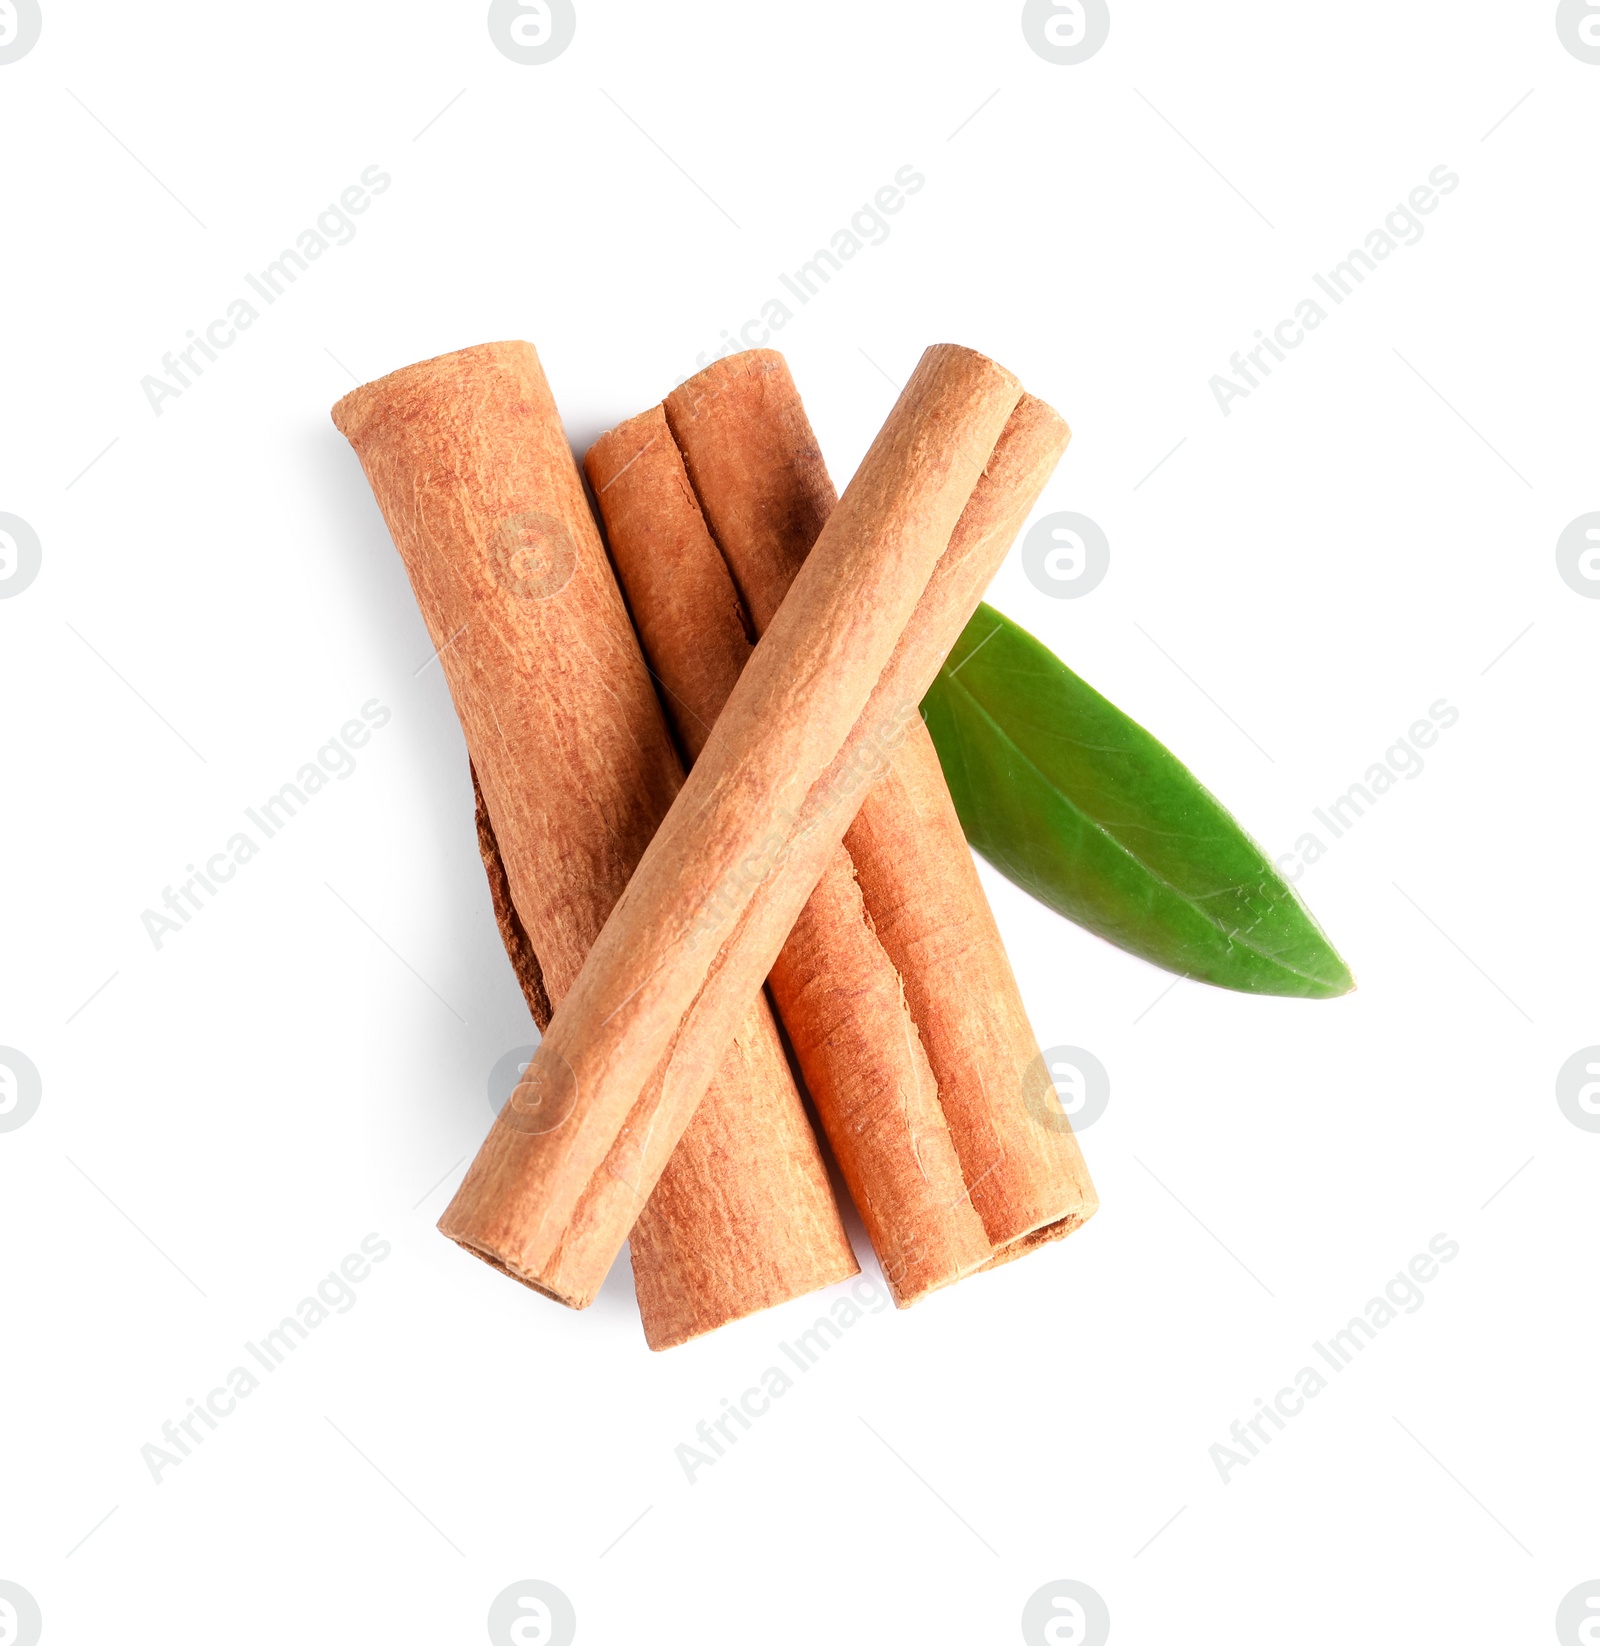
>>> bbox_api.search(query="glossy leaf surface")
[921,605,1352,998]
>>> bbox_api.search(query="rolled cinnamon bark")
[587,408,991,1304]
[441,344,1050,1299]
[474,769,858,1346]
[665,353,1097,1259]
[332,342,856,1343]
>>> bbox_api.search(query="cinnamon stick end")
[436,1223,596,1310]
[329,339,541,442]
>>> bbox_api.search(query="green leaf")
[921,604,1352,998]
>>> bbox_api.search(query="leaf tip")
[1306,954,1356,1000]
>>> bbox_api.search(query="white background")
[3,3,1597,1642]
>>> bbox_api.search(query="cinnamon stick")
[441,344,1048,1299]
[665,352,1097,1260]
[586,408,991,1303]
[473,771,858,1346]
[331,342,856,1344]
